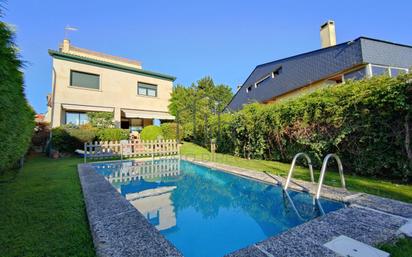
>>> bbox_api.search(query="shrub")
[195,74,412,180]
[96,128,129,141]
[0,19,35,171]
[51,126,97,152]
[141,125,163,140]
[160,123,183,140]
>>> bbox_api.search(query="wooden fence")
[83,139,180,163]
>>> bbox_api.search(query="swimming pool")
[92,159,344,257]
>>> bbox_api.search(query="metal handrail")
[315,153,346,199]
[284,153,315,190]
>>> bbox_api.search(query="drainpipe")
[48,67,57,157]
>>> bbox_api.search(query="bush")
[0,19,35,171]
[160,123,183,140]
[141,125,163,140]
[196,74,412,181]
[96,128,129,141]
[51,126,97,152]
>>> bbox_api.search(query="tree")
[0,11,35,171]
[168,76,233,140]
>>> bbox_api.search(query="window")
[138,82,157,97]
[272,67,283,78]
[246,86,252,93]
[344,67,367,81]
[65,112,89,126]
[70,71,100,90]
[255,75,271,88]
[390,67,408,77]
[371,65,389,76]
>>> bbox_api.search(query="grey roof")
[227,37,412,111]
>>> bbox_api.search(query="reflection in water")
[93,159,344,257]
[281,189,325,221]
[94,158,180,231]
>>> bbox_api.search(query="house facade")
[227,21,412,111]
[46,39,175,131]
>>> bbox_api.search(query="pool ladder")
[283,153,346,200]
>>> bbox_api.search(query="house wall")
[360,38,412,69]
[264,79,338,104]
[51,57,173,127]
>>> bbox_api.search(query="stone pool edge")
[78,163,183,257]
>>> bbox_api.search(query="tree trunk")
[405,113,412,163]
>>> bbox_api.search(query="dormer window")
[255,75,271,88]
[246,86,252,93]
[272,67,283,78]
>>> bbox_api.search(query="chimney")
[320,20,336,48]
[60,39,70,52]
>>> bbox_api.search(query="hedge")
[51,127,129,153]
[161,123,183,141]
[197,74,412,181]
[96,128,129,141]
[0,19,35,171]
[51,127,97,153]
[140,125,163,140]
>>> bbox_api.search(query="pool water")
[92,159,344,257]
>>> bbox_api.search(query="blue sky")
[4,0,412,113]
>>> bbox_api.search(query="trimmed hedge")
[140,125,163,140]
[51,127,97,153]
[198,74,412,180]
[96,128,129,141]
[0,19,35,171]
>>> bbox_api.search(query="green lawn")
[181,142,412,203]
[0,155,95,257]
[379,238,412,257]
[0,146,411,257]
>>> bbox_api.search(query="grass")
[379,238,412,257]
[180,142,412,203]
[0,154,95,257]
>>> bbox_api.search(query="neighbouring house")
[45,39,176,131]
[227,20,412,111]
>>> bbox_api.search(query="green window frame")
[138,82,157,97]
[70,70,100,90]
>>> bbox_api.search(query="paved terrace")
[78,158,412,257]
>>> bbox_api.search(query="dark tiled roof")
[227,37,412,111]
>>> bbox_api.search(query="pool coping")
[78,163,183,257]
[78,158,412,257]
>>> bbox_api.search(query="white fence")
[83,139,180,163]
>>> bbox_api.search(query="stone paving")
[78,158,412,257]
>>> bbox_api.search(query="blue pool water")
[92,159,344,257]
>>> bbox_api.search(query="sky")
[3,0,412,113]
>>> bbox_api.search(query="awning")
[61,104,114,112]
[122,109,175,120]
